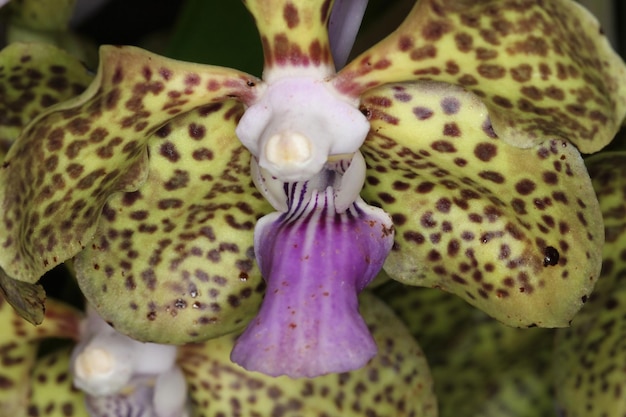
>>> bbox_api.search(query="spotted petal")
[73,101,271,344]
[243,0,334,79]
[336,0,626,153]
[360,81,602,327]
[554,152,626,417]
[28,347,87,417]
[0,42,92,155]
[0,296,81,415]
[0,45,259,293]
[378,283,554,416]
[182,292,437,417]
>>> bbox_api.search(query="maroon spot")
[46,128,65,151]
[478,64,506,79]
[422,20,449,41]
[511,198,526,215]
[493,95,513,108]
[458,74,478,86]
[164,170,190,190]
[542,171,558,185]
[416,181,435,193]
[454,158,467,167]
[436,198,451,213]
[510,64,533,82]
[404,231,425,244]
[409,45,436,61]
[515,179,536,195]
[543,246,559,267]
[454,33,473,52]
[478,171,505,184]
[413,106,434,120]
[446,60,460,75]
[188,123,206,140]
[112,66,124,84]
[443,122,461,137]
[283,3,300,28]
[374,59,391,70]
[160,142,180,162]
[475,47,498,60]
[47,76,69,92]
[431,140,456,152]
[185,73,201,87]
[378,192,395,204]
[441,97,461,114]
[420,211,437,228]
[192,148,214,161]
[391,213,407,226]
[474,143,497,161]
[399,36,414,51]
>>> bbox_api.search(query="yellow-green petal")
[337,0,626,153]
[0,45,258,292]
[74,101,272,344]
[378,283,554,417]
[0,297,81,416]
[27,347,87,417]
[180,291,437,417]
[0,42,92,154]
[553,151,626,417]
[361,81,602,328]
[243,0,334,77]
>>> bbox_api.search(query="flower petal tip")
[230,300,378,379]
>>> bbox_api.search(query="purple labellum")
[231,157,394,378]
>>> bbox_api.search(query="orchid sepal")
[360,81,603,328]
[335,0,626,153]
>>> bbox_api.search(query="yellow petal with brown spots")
[74,101,272,344]
[0,296,81,416]
[180,291,437,417]
[0,45,259,290]
[360,81,602,328]
[378,283,554,417]
[554,151,626,417]
[0,42,92,154]
[336,0,626,153]
[243,0,334,77]
[27,347,87,417]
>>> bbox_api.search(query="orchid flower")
[0,0,625,381]
[70,306,189,417]
[0,291,437,416]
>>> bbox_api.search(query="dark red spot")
[474,143,497,161]
[283,3,300,28]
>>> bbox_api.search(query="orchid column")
[231,0,395,377]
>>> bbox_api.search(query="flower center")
[236,76,370,182]
[265,131,312,165]
[74,347,115,379]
